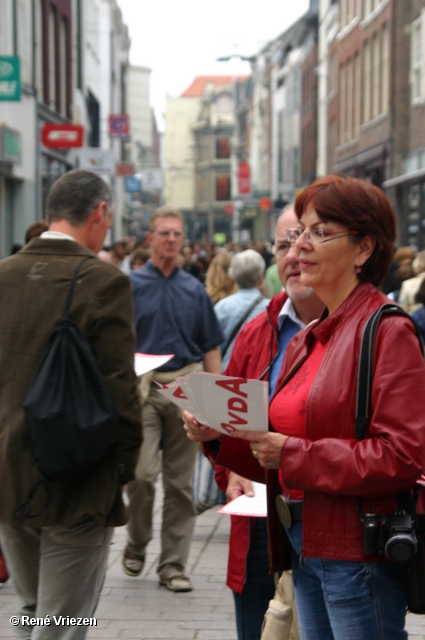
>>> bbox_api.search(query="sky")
[117,0,310,131]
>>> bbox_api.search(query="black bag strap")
[355,303,424,519]
[355,303,424,441]
[62,256,93,318]
[221,294,264,359]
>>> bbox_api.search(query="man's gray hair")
[148,206,184,231]
[275,203,295,242]
[229,249,265,289]
[46,169,113,225]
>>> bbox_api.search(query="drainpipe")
[32,0,41,219]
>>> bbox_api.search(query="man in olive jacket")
[0,170,142,639]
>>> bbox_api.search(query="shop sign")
[0,125,21,163]
[224,203,234,216]
[125,177,142,192]
[42,124,84,148]
[109,114,129,138]
[0,56,21,101]
[79,148,114,175]
[139,169,162,190]
[116,162,134,176]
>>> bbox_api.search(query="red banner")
[238,162,250,194]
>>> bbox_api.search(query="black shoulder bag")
[356,303,425,614]
[18,257,120,520]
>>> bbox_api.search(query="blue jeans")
[285,521,407,640]
[233,518,276,640]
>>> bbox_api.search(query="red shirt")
[270,339,327,499]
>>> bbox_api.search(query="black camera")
[363,510,418,564]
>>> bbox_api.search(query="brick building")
[383,0,425,248]
[322,0,425,248]
[301,36,319,187]
[330,0,393,185]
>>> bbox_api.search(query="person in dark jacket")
[0,170,142,639]
[184,176,425,640]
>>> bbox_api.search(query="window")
[48,7,56,110]
[363,40,371,123]
[346,59,353,141]
[363,0,371,18]
[36,0,43,100]
[216,136,230,159]
[328,51,337,95]
[339,65,346,144]
[381,23,389,113]
[412,17,423,102]
[60,18,67,117]
[354,53,361,136]
[340,0,347,28]
[372,33,380,118]
[278,111,284,182]
[214,95,232,114]
[17,0,32,84]
[216,174,231,201]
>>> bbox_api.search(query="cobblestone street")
[1,482,425,639]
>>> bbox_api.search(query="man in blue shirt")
[124,207,224,592]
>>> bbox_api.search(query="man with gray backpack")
[0,170,142,639]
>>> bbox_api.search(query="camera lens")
[385,535,417,564]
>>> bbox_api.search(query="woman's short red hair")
[294,175,396,287]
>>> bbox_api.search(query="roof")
[181,76,248,97]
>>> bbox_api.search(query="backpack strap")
[62,256,93,318]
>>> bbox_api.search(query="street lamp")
[216,55,254,62]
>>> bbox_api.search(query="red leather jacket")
[205,283,425,573]
[214,291,287,593]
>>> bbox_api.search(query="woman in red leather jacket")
[184,175,425,640]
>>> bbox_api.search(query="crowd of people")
[1,171,425,640]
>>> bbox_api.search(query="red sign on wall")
[109,114,129,138]
[41,124,84,148]
[116,162,134,176]
[238,162,250,194]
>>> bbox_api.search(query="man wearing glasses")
[217,205,323,640]
[124,207,224,592]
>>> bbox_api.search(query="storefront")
[383,169,425,250]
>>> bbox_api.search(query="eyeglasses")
[273,240,292,258]
[155,230,183,239]
[286,228,359,244]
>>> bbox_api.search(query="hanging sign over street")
[125,177,142,192]
[116,162,135,176]
[41,124,84,148]
[238,162,250,194]
[0,56,21,101]
[109,114,129,138]
[79,148,114,175]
